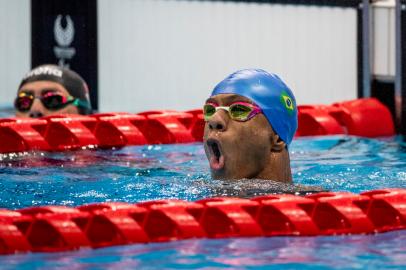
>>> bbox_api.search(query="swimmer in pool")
[203,69,322,195]
[14,64,92,118]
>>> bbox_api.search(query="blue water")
[0,135,405,269]
[1,231,405,270]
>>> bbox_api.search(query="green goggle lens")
[229,104,252,120]
[203,104,216,118]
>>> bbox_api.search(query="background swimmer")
[15,64,92,118]
[203,69,297,183]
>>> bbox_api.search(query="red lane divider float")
[136,111,195,144]
[0,188,404,254]
[0,98,396,154]
[91,113,148,147]
[296,98,395,137]
[297,105,345,136]
[0,118,50,152]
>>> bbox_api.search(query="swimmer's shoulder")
[288,183,326,196]
[213,178,326,198]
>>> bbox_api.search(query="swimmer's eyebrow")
[18,89,34,95]
[205,98,217,104]
[41,88,59,95]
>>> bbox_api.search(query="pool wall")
[0,0,30,106]
[0,0,395,113]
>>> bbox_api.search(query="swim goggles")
[14,92,90,112]
[203,102,262,122]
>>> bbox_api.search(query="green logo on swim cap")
[280,91,295,114]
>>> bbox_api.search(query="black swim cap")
[18,64,92,114]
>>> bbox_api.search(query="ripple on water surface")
[0,136,405,208]
[0,136,405,270]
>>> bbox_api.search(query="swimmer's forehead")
[205,94,253,105]
[18,81,70,95]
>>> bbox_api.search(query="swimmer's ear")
[270,134,286,152]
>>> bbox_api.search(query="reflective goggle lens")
[42,93,69,109]
[15,93,34,112]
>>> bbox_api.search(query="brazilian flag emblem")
[280,91,295,115]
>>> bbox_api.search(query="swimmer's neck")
[255,149,293,183]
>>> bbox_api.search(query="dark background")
[31,0,98,110]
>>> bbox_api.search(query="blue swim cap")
[211,69,298,145]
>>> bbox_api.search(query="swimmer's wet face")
[203,69,297,182]
[203,94,291,182]
[15,81,80,118]
[15,64,92,118]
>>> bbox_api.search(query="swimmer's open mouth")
[207,139,225,171]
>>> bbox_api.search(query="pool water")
[0,135,405,269]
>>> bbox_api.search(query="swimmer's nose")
[208,112,227,131]
[29,111,44,118]
[28,99,45,118]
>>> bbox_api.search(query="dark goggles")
[14,92,90,112]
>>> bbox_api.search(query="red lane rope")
[0,189,405,254]
[0,98,395,154]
